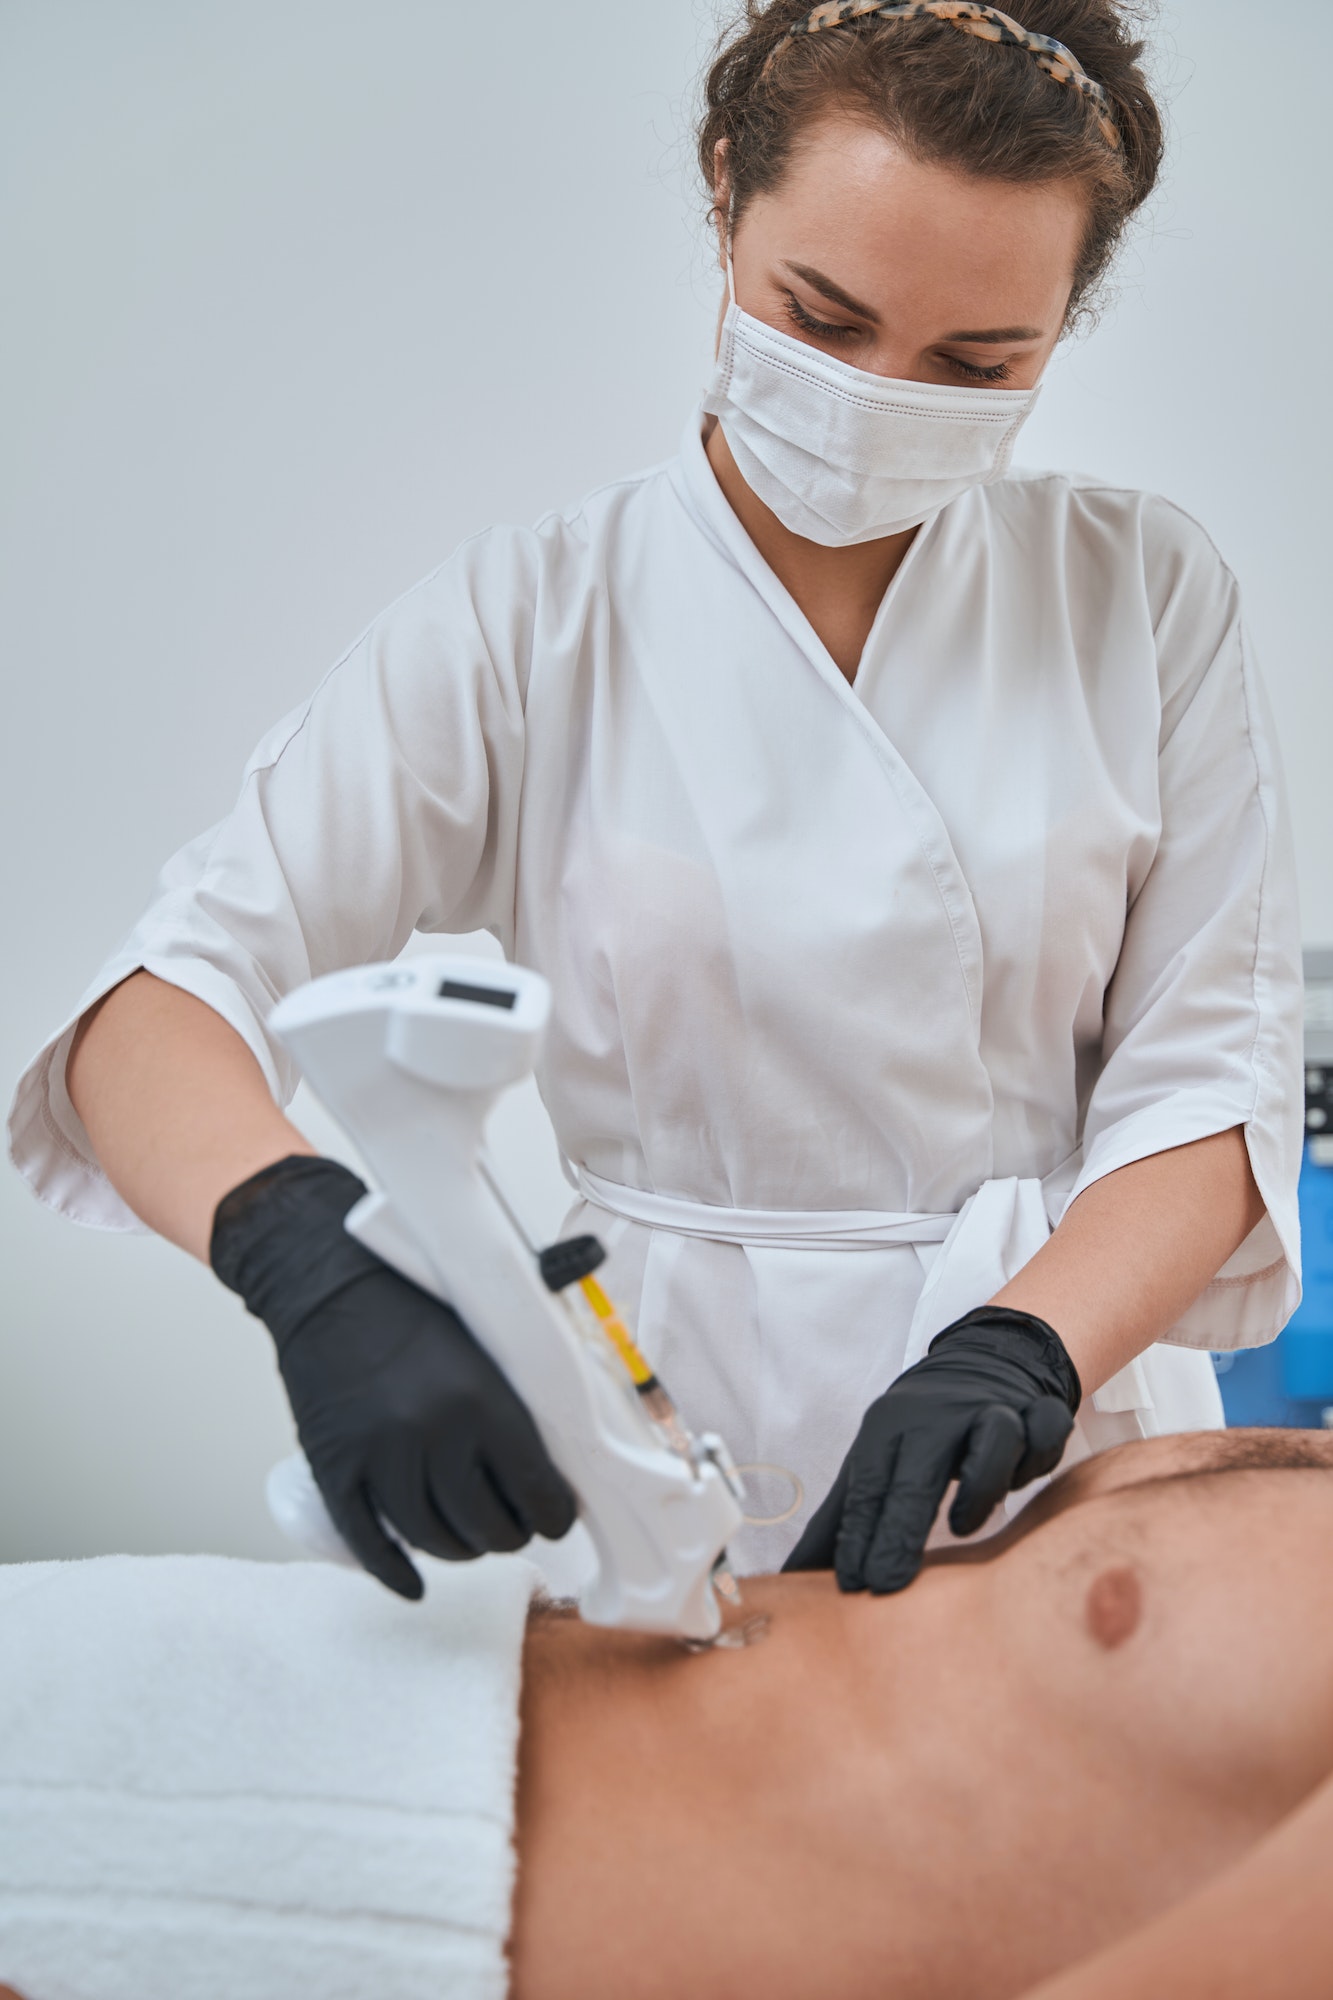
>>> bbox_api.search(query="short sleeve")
[7,528,539,1230]
[1065,501,1304,1349]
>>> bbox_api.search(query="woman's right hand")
[211,1154,577,1598]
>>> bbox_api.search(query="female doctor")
[10,0,1303,1597]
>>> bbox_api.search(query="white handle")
[263,955,744,1639]
[266,1453,362,1568]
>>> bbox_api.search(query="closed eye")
[944,354,1014,383]
[782,289,861,345]
[784,288,1018,383]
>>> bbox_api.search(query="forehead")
[743,114,1085,322]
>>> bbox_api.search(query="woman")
[8,0,1303,1596]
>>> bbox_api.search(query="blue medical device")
[1215,947,1333,1428]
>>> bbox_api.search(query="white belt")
[572,1162,1154,1419]
[571,1162,957,1252]
[574,1163,1066,1375]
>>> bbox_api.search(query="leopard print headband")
[763,1,1121,150]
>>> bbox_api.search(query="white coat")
[10,412,1305,1569]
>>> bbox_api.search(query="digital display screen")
[437,979,517,1010]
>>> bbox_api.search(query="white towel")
[0,1551,538,2000]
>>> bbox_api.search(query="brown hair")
[697,1,1164,325]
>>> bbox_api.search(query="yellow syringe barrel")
[578,1273,656,1387]
[574,1272,693,1459]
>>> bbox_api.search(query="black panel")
[437,979,517,1010]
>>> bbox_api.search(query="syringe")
[481,1153,767,1648]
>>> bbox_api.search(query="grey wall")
[3,0,1330,1563]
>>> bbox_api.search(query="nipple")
[1085,1564,1142,1650]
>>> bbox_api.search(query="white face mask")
[702,247,1043,547]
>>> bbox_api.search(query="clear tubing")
[731,1461,806,1528]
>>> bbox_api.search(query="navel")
[1085,1564,1142,1650]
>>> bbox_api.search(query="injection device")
[264,956,747,1641]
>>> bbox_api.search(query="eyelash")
[948,355,1014,384]
[783,290,858,344]
[781,290,1014,384]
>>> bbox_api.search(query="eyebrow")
[782,261,881,324]
[780,265,1041,344]
[941,324,1043,344]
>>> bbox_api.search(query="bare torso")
[511,1438,1333,1999]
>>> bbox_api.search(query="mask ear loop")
[723,191,736,306]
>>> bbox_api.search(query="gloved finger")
[484,1411,578,1544]
[474,1376,580,1544]
[427,1450,531,1558]
[861,1434,957,1596]
[368,1448,477,1563]
[948,1404,1027,1537]
[835,1434,903,1593]
[1014,1395,1076,1486]
[782,1459,851,1572]
[323,1480,424,1601]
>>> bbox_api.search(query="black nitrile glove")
[784,1306,1080,1595]
[211,1155,576,1599]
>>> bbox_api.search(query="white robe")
[9,412,1305,1569]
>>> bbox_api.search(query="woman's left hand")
[784,1307,1081,1593]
